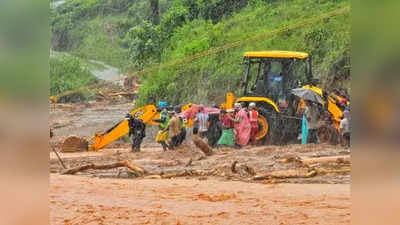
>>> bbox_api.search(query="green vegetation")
[50,53,97,101]
[51,0,350,104]
[136,0,350,105]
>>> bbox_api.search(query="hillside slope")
[136,0,350,106]
[51,0,350,104]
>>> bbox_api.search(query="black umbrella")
[291,88,324,104]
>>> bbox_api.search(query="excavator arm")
[89,105,159,151]
[89,103,195,151]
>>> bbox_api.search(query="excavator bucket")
[89,104,159,151]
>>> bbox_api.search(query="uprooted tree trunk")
[61,160,146,175]
[192,135,213,156]
[253,169,317,180]
[301,155,350,166]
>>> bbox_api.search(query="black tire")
[258,107,279,145]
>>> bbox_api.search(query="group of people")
[126,103,187,152]
[154,104,187,151]
[302,100,351,147]
[193,102,260,149]
[127,97,351,152]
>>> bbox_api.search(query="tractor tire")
[257,108,279,145]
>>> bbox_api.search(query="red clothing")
[250,126,258,137]
[221,115,234,129]
[234,109,251,146]
[249,109,259,128]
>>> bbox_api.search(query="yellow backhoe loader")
[84,50,347,150]
[220,51,347,144]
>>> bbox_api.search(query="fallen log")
[192,135,213,156]
[301,155,350,166]
[315,167,351,175]
[253,169,317,180]
[61,160,146,175]
[108,92,136,96]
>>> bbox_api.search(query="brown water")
[50,174,350,225]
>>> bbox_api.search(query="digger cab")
[241,51,313,105]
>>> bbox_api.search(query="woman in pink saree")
[233,103,251,147]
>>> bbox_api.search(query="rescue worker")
[304,100,320,144]
[340,110,351,148]
[248,102,259,145]
[126,114,146,152]
[177,115,187,145]
[162,110,181,150]
[216,109,236,147]
[174,105,187,146]
[206,112,222,147]
[153,102,170,151]
[233,103,251,148]
[194,105,208,138]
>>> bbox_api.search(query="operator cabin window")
[247,60,284,102]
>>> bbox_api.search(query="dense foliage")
[50,53,96,97]
[50,0,350,104]
[136,0,350,106]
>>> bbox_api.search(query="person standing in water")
[233,103,251,148]
[153,102,170,151]
[248,102,259,145]
[127,114,146,152]
[216,109,236,147]
[194,105,209,138]
[304,100,320,144]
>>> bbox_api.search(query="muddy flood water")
[50,102,350,224]
[50,174,349,225]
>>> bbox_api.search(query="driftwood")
[108,92,136,96]
[301,155,350,166]
[315,167,351,175]
[231,161,238,173]
[242,164,256,176]
[185,158,193,167]
[253,169,317,180]
[61,160,146,175]
[51,146,66,169]
[192,135,213,156]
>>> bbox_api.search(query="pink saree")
[234,109,251,146]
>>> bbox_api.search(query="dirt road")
[50,174,349,225]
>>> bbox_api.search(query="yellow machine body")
[302,85,344,127]
[89,103,194,151]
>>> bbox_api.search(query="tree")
[149,0,160,25]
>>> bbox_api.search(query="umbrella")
[291,88,324,104]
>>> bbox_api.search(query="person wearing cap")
[248,102,259,145]
[233,103,251,148]
[194,105,209,138]
[153,102,170,151]
[339,110,350,148]
[126,114,146,152]
[162,110,181,149]
[216,109,235,147]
